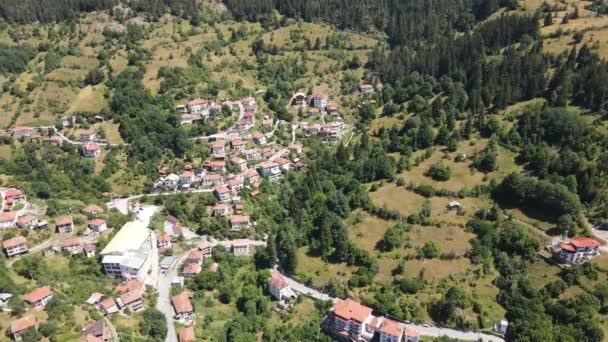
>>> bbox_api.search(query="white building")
[101,221,153,280]
[268,271,296,301]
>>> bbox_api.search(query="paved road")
[108,189,213,215]
[157,252,188,342]
[274,269,504,342]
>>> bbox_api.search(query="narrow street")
[156,252,189,342]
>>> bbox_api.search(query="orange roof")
[83,204,103,214]
[188,99,208,105]
[62,238,82,247]
[119,289,143,305]
[334,299,372,323]
[82,334,103,342]
[183,263,201,274]
[231,139,245,146]
[211,140,225,148]
[3,235,27,248]
[11,126,33,132]
[17,215,36,224]
[231,156,245,164]
[178,326,195,342]
[230,215,250,224]
[88,219,106,226]
[215,186,230,194]
[24,285,52,304]
[288,144,302,149]
[10,315,37,334]
[0,211,17,222]
[561,243,576,252]
[381,319,404,337]
[56,216,73,225]
[83,142,101,151]
[171,293,193,313]
[5,189,22,197]
[269,272,289,289]
[405,327,420,337]
[569,237,600,248]
[99,297,117,310]
[116,279,144,294]
[187,250,204,260]
[274,157,290,165]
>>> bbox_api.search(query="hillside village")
[3,0,608,342]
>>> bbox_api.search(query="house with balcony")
[257,161,281,181]
[557,237,601,264]
[3,236,28,257]
[82,142,101,158]
[56,216,74,233]
[331,299,374,341]
[171,293,195,325]
[24,286,53,308]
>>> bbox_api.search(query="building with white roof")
[100,221,152,280]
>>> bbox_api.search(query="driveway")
[156,252,189,342]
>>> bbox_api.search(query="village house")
[360,84,374,94]
[447,201,462,211]
[4,188,26,205]
[557,237,601,264]
[98,297,119,315]
[380,319,405,342]
[88,219,108,233]
[82,142,101,158]
[242,149,261,161]
[331,299,374,341]
[211,140,226,155]
[274,157,291,171]
[10,126,34,138]
[312,93,328,108]
[46,135,63,145]
[209,104,222,115]
[231,139,246,152]
[242,96,256,107]
[197,240,213,258]
[178,326,196,342]
[117,289,144,313]
[210,203,230,217]
[62,238,83,255]
[0,211,17,228]
[228,178,244,192]
[116,279,145,294]
[82,320,113,342]
[56,216,74,233]
[209,160,226,172]
[229,215,251,230]
[24,286,53,308]
[185,250,204,265]
[306,124,321,136]
[253,132,267,145]
[179,171,195,185]
[10,315,38,341]
[84,244,96,258]
[83,204,104,217]
[176,104,188,113]
[231,156,248,172]
[3,236,28,257]
[182,263,202,278]
[16,215,38,229]
[257,161,281,181]
[214,186,231,202]
[202,174,223,187]
[163,173,180,189]
[171,293,195,324]
[187,99,208,114]
[231,240,250,256]
[263,117,273,130]
[327,101,340,116]
[235,119,253,131]
[268,271,296,301]
[79,130,97,142]
[242,168,260,184]
[180,114,193,125]
[288,144,303,155]
[292,92,307,107]
[158,233,171,250]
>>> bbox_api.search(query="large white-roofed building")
[101,221,153,280]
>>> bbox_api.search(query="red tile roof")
[269,272,289,290]
[83,204,103,214]
[187,250,204,260]
[17,215,36,225]
[171,293,193,313]
[334,299,372,323]
[561,243,576,252]
[56,216,73,225]
[3,236,27,249]
[88,219,106,226]
[183,263,201,274]
[569,237,600,248]
[230,215,250,224]
[215,186,230,194]
[83,142,101,151]
[405,327,420,337]
[381,319,404,337]
[62,238,82,247]
[24,285,52,304]
[119,289,143,305]
[178,326,195,342]
[0,211,17,222]
[99,297,117,310]
[5,189,22,198]
[10,315,37,334]
[116,280,144,294]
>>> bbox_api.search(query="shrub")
[425,163,452,181]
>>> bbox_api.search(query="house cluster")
[327,299,419,342]
[171,291,195,326]
[177,97,256,133]
[549,236,601,264]
[155,137,305,194]
[300,121,346,140]
[292,92,341,118]
[1,187,26,212]
[180,241,213,278]
[86,279,145,316]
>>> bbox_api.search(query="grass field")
[66,84,108,114]
[295,246,355,288]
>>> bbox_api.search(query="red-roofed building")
[312,93,328,108]
[16,215,38,229]
[88,219,107,233]
[56,216,74,233]
[10,126,34,138]
[116,279,145,294]
[288,144,303,155]
[62,238,83,255]
[82,320,113,342]
[83,204,104,217]
[158,233,171,250]
[229,215,250,230]
[210,140,226,155]
[360,84,374,94]
[185,250,204,265]
[187,99,208,113]
[268,271,296,301]
[558,237,601,264]
[82,142,101,158]
[24,285,53,308]
[117,289,144,312]
[380,319,405,342]
[332,299,374,340]
[178,326,195,342]
[202,174,223,187]
[46,135,63,145]
[171,293,195,324]
[209,160,226,172]
[214,185,231,202]
[404,327,420,342]
[3,236,28,257]
[253,132,267,145]
[98,297,119,315]
[79,130,97,142]
[182,263,201,278]
[10,315,37,340]
[231,139,246,152]
[0,211,17,228]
